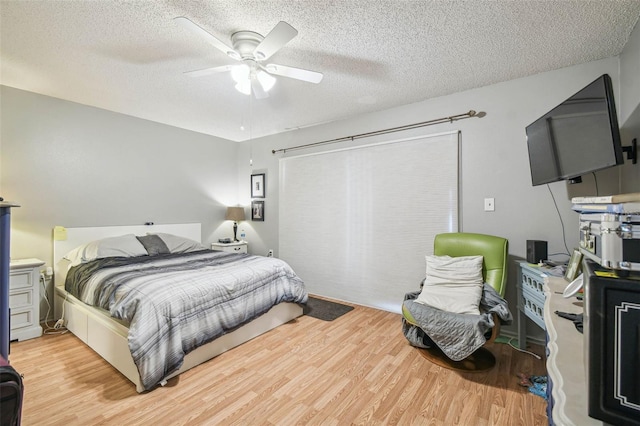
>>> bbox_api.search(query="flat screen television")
[525,74,624,186]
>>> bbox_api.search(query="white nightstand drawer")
[10,289,33,309]
[9,258,45,341]
[10,308,34,330]
[9,270,33,289]
[211,242,248,254]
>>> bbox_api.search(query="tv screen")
[526,74,623,186]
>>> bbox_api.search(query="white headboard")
[53,223,201,286]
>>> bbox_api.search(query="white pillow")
[63,234,148,266]
[150,233,205,254]
[415,255,484,315]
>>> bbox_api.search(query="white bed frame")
[53,223,303,393]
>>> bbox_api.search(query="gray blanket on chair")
[402,283,512,361]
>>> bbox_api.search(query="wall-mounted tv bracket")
[622,138,637,164]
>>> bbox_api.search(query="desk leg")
[518,309,527,350]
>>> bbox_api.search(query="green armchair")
[402,232,509,371]
[432,232,508,296]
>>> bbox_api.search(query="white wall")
[620,19,640,126]
[1,86,240,319]
[239,57,626,338]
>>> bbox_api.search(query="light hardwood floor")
[9,300,547,425]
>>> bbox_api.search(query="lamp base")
[233,222,239,242]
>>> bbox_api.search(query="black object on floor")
[303,296,354,321]
[554,311,583,333]
[0,356,24,426]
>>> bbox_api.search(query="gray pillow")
[63,234,148,266]
[150,233,205,254]
[136,235,170,256]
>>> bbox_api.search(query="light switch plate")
[484,198,495,211]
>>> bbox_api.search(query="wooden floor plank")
[9,300,547,425]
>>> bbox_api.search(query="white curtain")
[279,131,459,313]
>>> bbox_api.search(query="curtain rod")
[272,110,478,154]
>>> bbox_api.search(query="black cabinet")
[584,259,640,425]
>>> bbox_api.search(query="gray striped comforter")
[65,250,307,390]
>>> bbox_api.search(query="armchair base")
[418,345,496,372]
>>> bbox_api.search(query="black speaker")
[526,240,547,263]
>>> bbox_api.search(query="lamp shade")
[225,206,246,222]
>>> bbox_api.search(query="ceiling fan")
[175,17,323,99]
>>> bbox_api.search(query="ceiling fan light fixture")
[235,80,251,95]
[177,17,323,99]
[230,64,250,83]
[257,70,276,92]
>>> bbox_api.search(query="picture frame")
[251,200,264,221]
[564,248,583,282]
[251,173,265,198]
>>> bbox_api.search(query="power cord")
[546,184,571,257]
[506,337,542,360]
[40,272,67,335]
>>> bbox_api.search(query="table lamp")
[225,206,246,242]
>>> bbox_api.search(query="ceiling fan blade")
[265,64,323,84]
[251,78,269,99]
[183,65,234,77]
[174,17,240,60]
[254,21,298,61]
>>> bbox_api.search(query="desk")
[544,275,600,425]
[517,262,548,349]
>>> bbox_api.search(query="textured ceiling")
[1,1,639,142]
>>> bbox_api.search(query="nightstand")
[10,258,45,341]
[211,241,248,254]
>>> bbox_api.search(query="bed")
[53,223,307,393]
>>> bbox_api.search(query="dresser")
[211,241,248,254]
[9,258,45,341]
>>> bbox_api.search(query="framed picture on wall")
[251,173,265,198]
[251,200,264,221]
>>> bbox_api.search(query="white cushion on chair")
[415,255,484,315]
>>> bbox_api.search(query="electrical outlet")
[267,249,274,257]
[484,198,495,212]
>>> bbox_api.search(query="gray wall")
[1,86,240,318]
[240,57,627,260]
[238,56,639,341]
[2,24,639,338]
